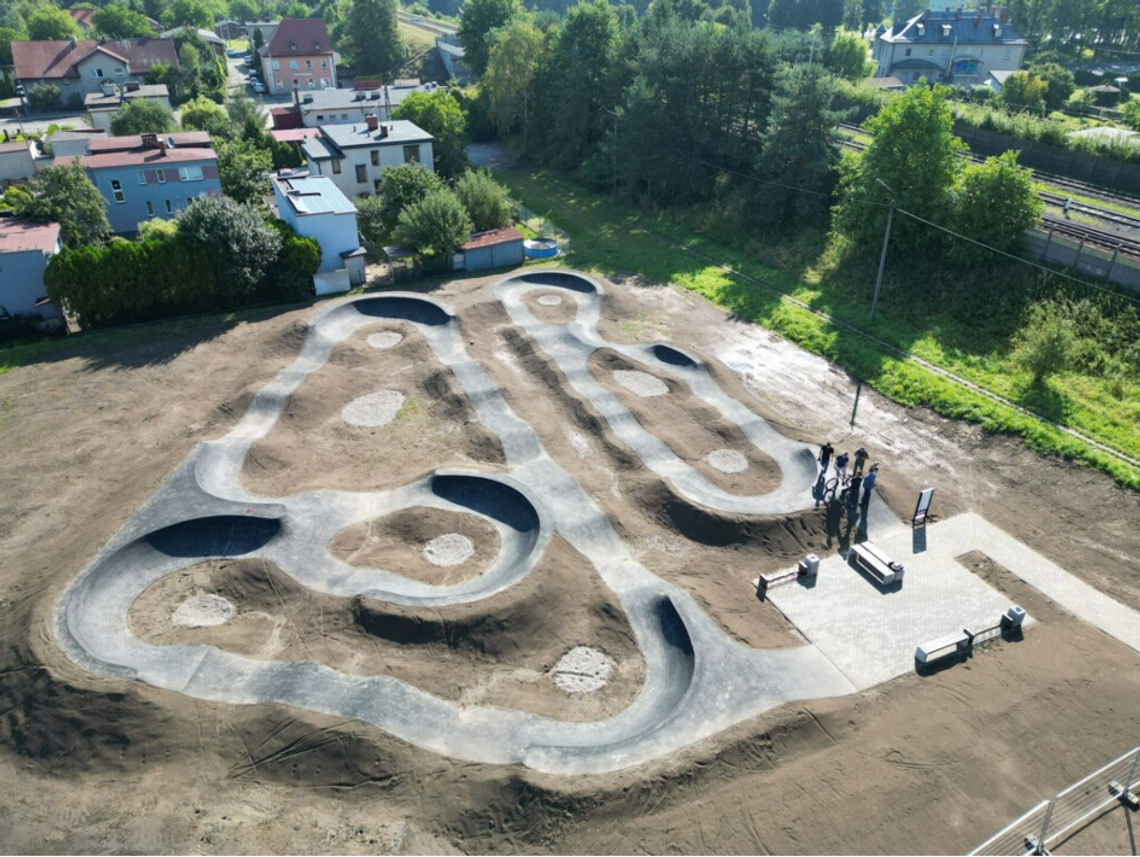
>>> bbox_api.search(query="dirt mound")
[128,536,645,722]
[588,349,783,496]
[242,323,505,496]
[329,507,501,586]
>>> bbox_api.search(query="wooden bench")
[915,630,972,664]
[850,542,905,586]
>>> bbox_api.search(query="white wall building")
[873,9,1028,88]
[300,116,435,199]
[273,174,366,290]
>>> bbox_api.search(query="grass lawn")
[497,167,1140,490]
[398,22,437,54]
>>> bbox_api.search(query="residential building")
[68,8,98,33]
[246,21,280,46]
[258,17,336,96]
[461,227,524,272]
[47,128,108,158]
[159,27,227,56]
[271,83,439,130]
[872,9,1028,88]
[863,75,905,93]
[301,116,434,199]
[12,37,179,105]
[273,174,366,289]
[84,82,172,132]
[0,219,62,320]
[0,139,41,187]
[71,131,221,234]
[215,20,245,41]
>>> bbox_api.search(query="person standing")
[819,442,834,474]
[853,447,868,476]
[835,451,850,481]
[862,464,879,507]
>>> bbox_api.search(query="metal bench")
[915,630,972,664]
[850,542,904,586]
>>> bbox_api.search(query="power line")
[895,207,1140,305]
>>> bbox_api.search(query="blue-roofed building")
[273,174,366,292]
[873,9,1028,88]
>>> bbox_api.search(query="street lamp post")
[870,178,895,322]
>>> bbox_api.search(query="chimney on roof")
[158,138,168,155]
[366,114,379,132]
[141,132,159,149]
[125,81,139,92]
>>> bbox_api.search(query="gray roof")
[159,26,225,45]
[317,119,433,150]
[881,10,1027,46]
[294,83,435,115]
[275,175,356,215]
[84,83,169,108]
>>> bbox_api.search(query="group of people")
[817,442,879,509]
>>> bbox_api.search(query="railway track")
[396,11,457,37]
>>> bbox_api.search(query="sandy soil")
[242,321,505,497]
[329,507,501,586]
[1,267,1139,854]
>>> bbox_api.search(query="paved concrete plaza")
[769,514,1030,689]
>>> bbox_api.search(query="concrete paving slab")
[769,514,1027,689]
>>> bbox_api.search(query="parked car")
[251,80,266,93]
[226,48,244,57]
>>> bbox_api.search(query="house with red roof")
[259,17,336,96]
[12,37,178,106]
[62,132,222,235]
[0,220,62,320]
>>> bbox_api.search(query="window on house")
[93,68,104,79]
[340,112,348,119]
[905,47,912,56]
[317,114,325,121]
[115,67,124,77]
[403,145,420,165]
[179,166,203,181]
[290,60,298,70]
[164,199,173,214]
[1003,49,1011,60]
[305,60,312,69]
[332,159,341,174]
[138,171,147,185]
[374,179,383,193]
[110,179,124,203]
[293,78,299,87]
[290,42,297,49]
[308,78,315,88]
[314,42,321,50]
[941,24,951,36]
[275,79,282,89]
[370,150,379,166]
[916,23,925,35]
[321,60,328,68]
[320,78,329,87]
[272,61,280,70]
[355,164,367,182]
[145,200,154,215]
[928,49,934,56]
[157,170,166,183]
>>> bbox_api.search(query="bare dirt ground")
[2,267,1139,854]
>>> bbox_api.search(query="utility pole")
[609,109,618,200]
[870,178,894,322]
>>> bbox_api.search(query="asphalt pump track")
[55,271,868,776]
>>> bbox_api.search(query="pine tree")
[347,0,403,79]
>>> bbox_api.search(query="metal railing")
[971,746,1140,855]
[514,204,572,258]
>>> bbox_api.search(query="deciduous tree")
[110,99,177,135]
[215,138,272,203]
[483,19,544,142]
[94,4,157,38]
[176,195,281,297]
[393,188,472,271]
[457,0,522,77]
[15,162,111,247]
[27,7,81,41]
[392,89,468,179]
[949,150,1041,264]
[454,169,514,231]
[345,0,402,78]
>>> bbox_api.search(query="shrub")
[454,169,514,232]
[260,219,320,302]
[1013,300,1078,384]
[176,195,281,299]
[27,83,62,111]
[137,217,179,241]
[394,188,472,272]
[110,99,177,136]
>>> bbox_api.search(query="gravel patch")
[423,533,475,567]
[708,449,749,474]
[552,646,615,694]
[614,370,668,398]
[172,594,235,628]
[536,294,564,306]
[342,389,405,427]
[367,331,404,350]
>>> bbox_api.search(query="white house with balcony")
[300,116,434,199]
[873,9,1028,88]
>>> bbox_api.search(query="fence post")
[1106,246,1120,284]
[1125,748,1140,796]
[1074,237,1086,271]
[1043,226,1054,261]
[1036,797,1057,854]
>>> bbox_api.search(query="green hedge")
[45,227,321,330]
